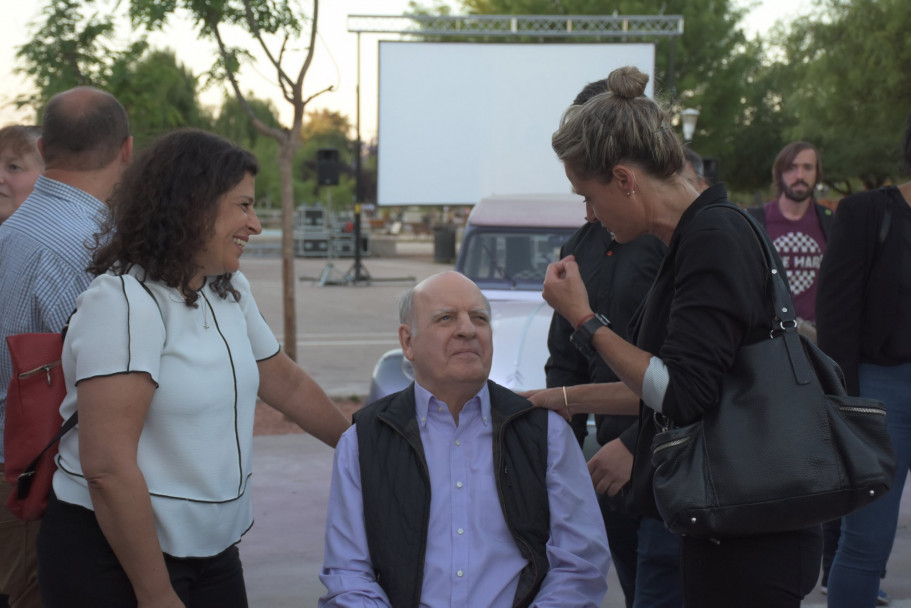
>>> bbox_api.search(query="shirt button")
[456,481,463,488]
[457,528,464,535]
[454,439,461,446]
[457,570,464,577]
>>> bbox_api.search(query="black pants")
[680,525,822,608]
[36,492,248,608]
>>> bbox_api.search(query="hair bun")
[607,66,649,99]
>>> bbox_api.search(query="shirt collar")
[414,381,491,429]
[33,175,108,224]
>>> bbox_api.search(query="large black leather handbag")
[650,205,896,538]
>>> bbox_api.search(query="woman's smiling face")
[194,172,260,284]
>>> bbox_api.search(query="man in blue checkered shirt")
[0,87,132,608]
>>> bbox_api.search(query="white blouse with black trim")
[52,267,280,558]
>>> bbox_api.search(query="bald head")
[41,87,130,171]
[399,271,491,333]
[398,271,494,405]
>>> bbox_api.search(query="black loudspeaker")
[317,148,340,186]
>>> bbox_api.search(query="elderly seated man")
[320,270,610,607]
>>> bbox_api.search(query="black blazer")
[816,187,907,395]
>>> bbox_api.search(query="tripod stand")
[344,204,371,284]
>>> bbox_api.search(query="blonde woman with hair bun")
[532,66,823,607]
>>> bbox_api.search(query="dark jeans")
[680,525,822,608]
[828,363,911,608]
[600,494,638,608]
[635,516,683,608]
[37,492,248,608]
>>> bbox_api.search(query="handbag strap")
[15,411,78,499]
[702,204,814,386]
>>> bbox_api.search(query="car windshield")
[458,227,576,291]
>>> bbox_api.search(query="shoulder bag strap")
[878,191,893,245]
[702,204,814,386]
[16,412,78,499]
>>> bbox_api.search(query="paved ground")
[238,247,911,607]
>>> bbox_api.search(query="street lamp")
[681,108,700,143]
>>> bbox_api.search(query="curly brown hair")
[90,128,259,306]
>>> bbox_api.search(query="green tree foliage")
[126,0,333,361]
[215,95,281,147]
[776,0,911,191]
[714,55,799,203]
[17,0,141,107]
[111,50,213,148]
[17,1,210,148]
[219,106,360,212]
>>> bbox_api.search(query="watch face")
[569,332,593,357]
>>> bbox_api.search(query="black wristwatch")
[570,313,612,357]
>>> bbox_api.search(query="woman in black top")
[534,66,822,607]
[816,114,911,608]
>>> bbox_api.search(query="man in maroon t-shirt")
[748,141,834,341]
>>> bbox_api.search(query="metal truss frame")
[347,14,684,38]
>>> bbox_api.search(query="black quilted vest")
[353,380,550,608]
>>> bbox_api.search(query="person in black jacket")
[815,113,911,608]
[542,205,666,608]
[532,65,822,608]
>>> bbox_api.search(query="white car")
[368,193,584,403]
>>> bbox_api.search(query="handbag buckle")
[771,319,798,338]
[653,411,672,433]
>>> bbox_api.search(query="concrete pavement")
[238,248,911,607]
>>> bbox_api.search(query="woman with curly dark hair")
[36,129,350,608]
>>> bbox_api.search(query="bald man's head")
[41,87,130,171]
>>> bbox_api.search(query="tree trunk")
[279,135,297,361]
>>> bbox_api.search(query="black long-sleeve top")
[627,184,782,518]
[816,186,911,396]
[544,221,666,452]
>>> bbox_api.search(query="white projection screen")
[377,42,655,206]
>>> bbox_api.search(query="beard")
[781,179,814,203]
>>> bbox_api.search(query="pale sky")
[0,0,803,140]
